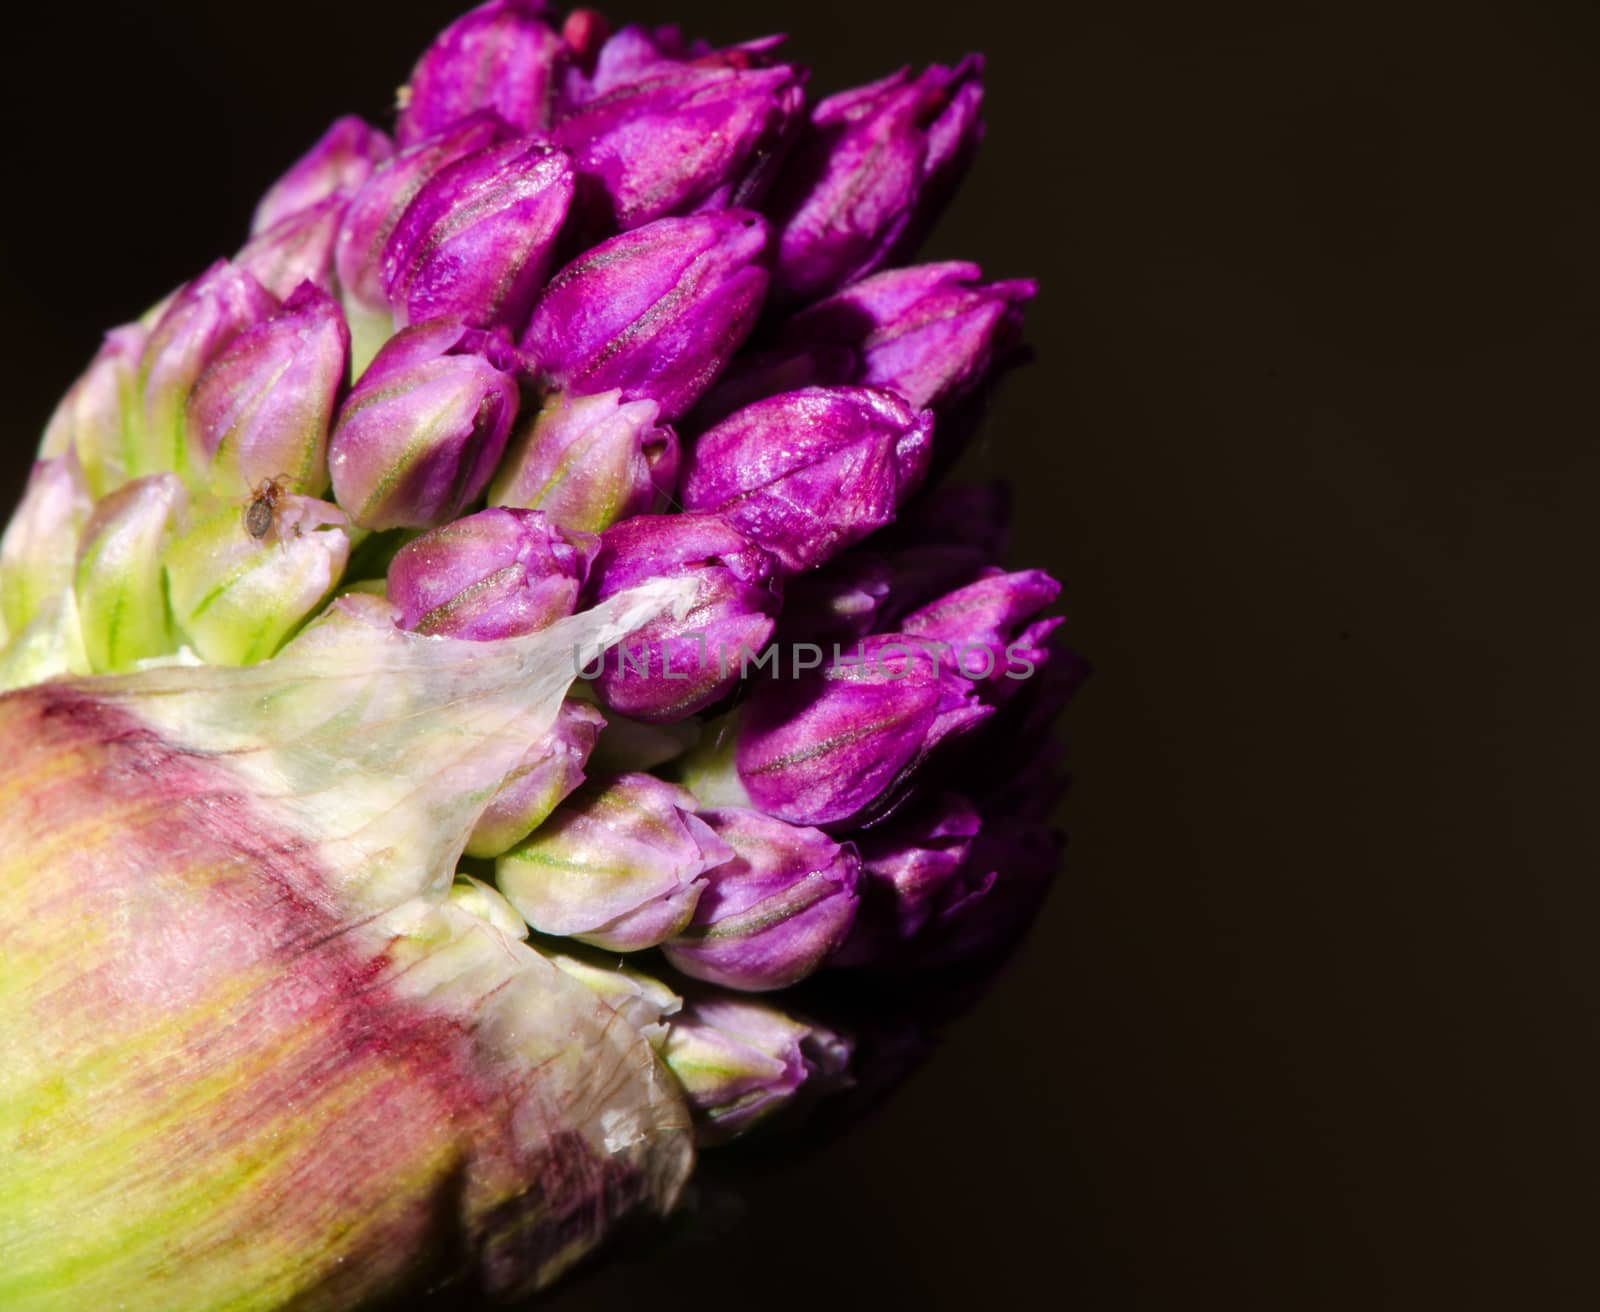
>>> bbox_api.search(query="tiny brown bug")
[242,477,289,540]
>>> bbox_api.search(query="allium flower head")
[0,4,1074,1306]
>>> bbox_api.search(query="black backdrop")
[4,2,1599,1307]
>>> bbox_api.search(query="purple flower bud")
[251,117,391,236]
[911,818,1062,968]
[784,262,1035,412]
[396,0,566,145]
[137,261,278,478]
[566,24,791,102]
[466,697,605,858]
[0,455,91,635]
[327,319,518,529]
[735,633,990,827]
[489,389,678,534]
[584,512,781,723]
[40,323,148,497]
[553,58,804,234]
[496,772,733,951]
[679,386,934,573]
[663,807,860,991]
[766,57,984,303]
[831,793,981,966]
[660,996,852,1145]
[335,113,509,317]
[386,506,594,640]
[519,211,769,422]
[899,568,1063,692]
[236,195,347,300]
[772,553,891,644]
[382,139,574,332]
[188,282,350,499]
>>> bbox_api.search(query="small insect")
[242,476,289,540]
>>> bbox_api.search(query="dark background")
[5,1,1599,1306]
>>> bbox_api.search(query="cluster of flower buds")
[0,4,1078,1306]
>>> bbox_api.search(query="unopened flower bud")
[164,499,351,666]
[831,793,981,965]
[189,282,350,500]
[39,324,148,498]
[74,474,186,672]
[387,506,594,640]
[335,113,508,318]
[382,139,574,332]
[520,211,768,422]
[553,57,803,233]
[663,807,860,991]
[396,0,566,145]
[784,261,1035,412]
[489,389,678,534]
[584,512,781,723]
[237,194,347,300]
[251,115,392,235]
[136,261,278,479]
[680,386,933,573]
[328,319,519,529]
[465,698,605,858]
[496,772,731,950]
[659,997,852,1145]
[899,568,1063,693]
[0,455,92,636]
[735,633,990,826]
[767,57,984,303]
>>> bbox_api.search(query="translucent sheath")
[0,579,696,1311]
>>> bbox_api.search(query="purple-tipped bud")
[0,455,91,635]
[251,116,393,235]
[663,807,860,991]
[565,23,789,104]
[387,506,594,640]
[136,261,278,478]
[899,568,1063,693]
[519,211,769,422]
[335,114,509,317]
[772,553,892,644]
[382,139,574,332]
[784,262,1035,412]
[831,793,981,965]
[237,195,347,300]
[40,323,148,497]
[583,512,781,723]
[679,386,933,573]
[327,319,518,529]
[396,0,566,145]
[735,633,989,827]
[465,698,605,858]
[660,997,852,1145]
[490,390,678,534]
[496,772,732,951]
[767,57,985,303]
[188,282,350,499]
[911,818,1062,968]
[553,58,804,234]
